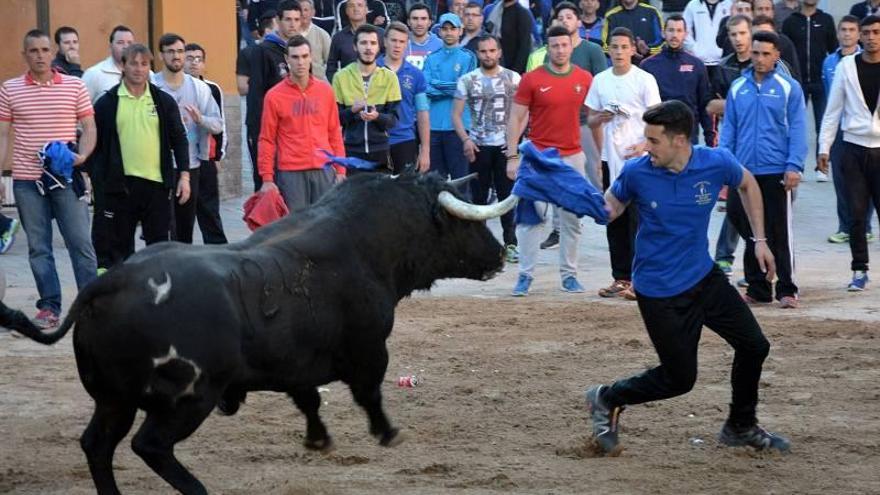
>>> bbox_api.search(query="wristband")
[506,154,519,161]
[750,237,767,243]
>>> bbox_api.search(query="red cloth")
[242,189,289,231]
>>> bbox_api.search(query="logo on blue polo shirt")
[401,75,414,91]
[694,181,713,205]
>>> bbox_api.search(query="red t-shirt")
[514,65,592,156]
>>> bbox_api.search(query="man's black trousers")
[603,267,771,427]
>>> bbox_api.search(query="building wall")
[152,0,238,94]
[49,0,149,75]
[0,0,38,83]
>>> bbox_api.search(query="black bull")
[1,172,518,495]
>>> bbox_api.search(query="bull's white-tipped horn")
[437,191,519,221]
[447,173,479,188]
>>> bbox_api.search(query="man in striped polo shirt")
[0,29,98,328]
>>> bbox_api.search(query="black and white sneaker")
[585,385,624,454]
[718,422,790,452]
[540,230,560,250]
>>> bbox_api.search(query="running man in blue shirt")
[584,100,791,456]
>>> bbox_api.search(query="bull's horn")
[447,173,479,188]
[437,191,519,221]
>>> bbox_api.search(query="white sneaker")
[815,171,830,182]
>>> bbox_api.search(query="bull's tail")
[1,270,127,345]
[0,302,56,343]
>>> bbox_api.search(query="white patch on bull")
[147,272,172,305]
[151,345,203,399]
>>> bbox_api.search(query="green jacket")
[332,63,402,153]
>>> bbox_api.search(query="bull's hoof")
[304,437,335,453]
[215,397,241,416]
[377,428,404,447]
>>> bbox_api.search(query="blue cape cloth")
[512,142,609,226]
[319,150,380,171]
[38,141,76,181]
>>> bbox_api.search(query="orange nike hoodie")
[258,76,346,182]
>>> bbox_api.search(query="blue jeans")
[14,180,97,314]
[430,131,470,185]
[714,215,740,264]
[831,131,874,234]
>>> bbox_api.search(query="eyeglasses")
[185,56,204,63]
[163,49,185,55]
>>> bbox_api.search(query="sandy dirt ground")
[1,293,879,495]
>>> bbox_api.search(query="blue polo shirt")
[610,146,744,298]
[377,56,429,145]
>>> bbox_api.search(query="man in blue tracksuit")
[640,14,716,146]
[423,13,477,180]
[721,31,808,308]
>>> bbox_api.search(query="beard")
[481,59,498,70]
[358,54,376,65]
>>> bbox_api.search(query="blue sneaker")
[511,274,532,297]
[561,276,585,293]
[848,271,868,292]
[0,218,20,254]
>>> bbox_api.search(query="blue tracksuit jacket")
[423,45,477,131]
[720,67,808,175]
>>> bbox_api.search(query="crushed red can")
[397,375,419,387]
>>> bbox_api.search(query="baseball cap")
[439,13,462,28]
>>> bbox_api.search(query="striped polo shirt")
[0,70,93,180]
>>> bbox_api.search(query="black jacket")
[51,53,83,77]
[489,2,533,74]
[245,34,289,129]
[715,21,803,85]
[782,10,837,86]
[86,83,189,202]
[850,1,880,19]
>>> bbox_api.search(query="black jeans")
[726,173,797,301]
[803,81,826,163]
[470,145,516,246]
[103,176,172,267]
[602,161,638,281]
[247,127,262,193]
[840,142,880,272]
[346,148,392,175]
[0,212,12,231]
[389,139,419,174]
[604,267,771,427]
[173,168,200,244]
[196,160,228,244]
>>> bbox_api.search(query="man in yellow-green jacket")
[332,24,402,171]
